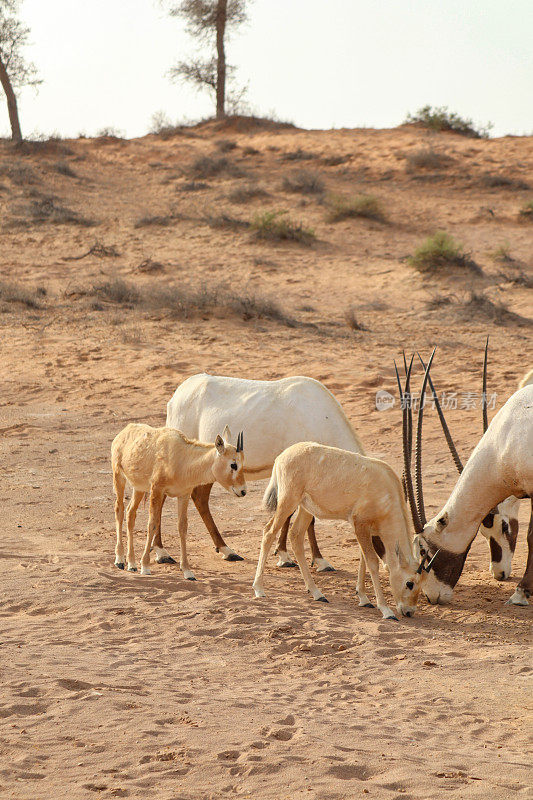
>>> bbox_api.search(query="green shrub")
[405,106,492,138]
[326,193,385,223]
[408,231,480,273]
[282,169,324,195]
[250,210,315,244]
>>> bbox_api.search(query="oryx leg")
[177,494,195,580]
[353,522,397,620]
[507,499,533,606]
[288,508,328,602]
[275,515,297,567]
[253,497,299,598]
[308,518,335,572]
[140,487,165,576]
[192,483,244,562]
[113,469,126,570]
[125,488,144,572]
[355,548,374,608]
[151,494,177,565]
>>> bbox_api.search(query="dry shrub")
[0,163,38,185]
[242,145,259,156]
[203,214,249,231]
[88,279,295,326]
[134,214,174,228]
[180,181,209,192]
[189,155,245,179]
[14,138,73,156]
[12,196,96,227]
[281,169,324,195]
[281,148,317,162]
[0,281,46,309]
[326,193,385,223]
[405,148,453,171]
[323,154,350,166]
[408,231,480,274]
[135,258,165,273]
[426,291,531,326]
[216,139,237,152]
[250,210,315,245]
[481,173,530,190]
[54,161,78,178]
[490,242,514,263]
[344,307,368,331]
[228,182,268,203]
[519,200,533,220]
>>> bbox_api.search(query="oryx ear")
[395,542,408,567]
[222,424,232,445]
[215,434,226,455]
[436,512,449,532]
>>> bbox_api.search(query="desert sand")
[0,120,532,799]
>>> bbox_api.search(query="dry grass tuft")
[134,214,174,228]
[344,307,368,331]
[180,181,210,192]
[216,139,238,153]
[281,169,325,195]
[203,214,250,231]
[326,193,385,223]
[54,161,78,178]
[481,173,530,191]
[426,290,531,326]
[0,281,46,310]
[189,155,245,179]
[250,210,315,245]
[228,182,268,203]
[87,279,296,326]
[405,148,454,171]
[409,231,480,274]
[281,148,317,162]
[519,200,533,220]
[11,195,96,227]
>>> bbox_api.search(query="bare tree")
[0,0,40,142]
[166,0,249,120]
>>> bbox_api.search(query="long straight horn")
[482,335,489,434]
[417,352,463,474]
[402,351,413,464]
[395,357,422,534]
[414,347,436,528]
[416,552,429,574]
[236,431,243,452]
[395,363,409,502]
[424,549,441,573]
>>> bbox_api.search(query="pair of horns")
[395,347,436,534]
[418,335,490,479]
[236,431,244,452]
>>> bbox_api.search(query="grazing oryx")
[158,374,366,571]
[407,363,533,606]
[253,441,437,619]
[420,344,527,582]
[111,424,246,579]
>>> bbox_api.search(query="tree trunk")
[0,53,22,143]
[215,0,227,120]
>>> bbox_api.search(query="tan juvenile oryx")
[111,424,246,578]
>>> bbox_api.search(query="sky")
[2,0,532,139]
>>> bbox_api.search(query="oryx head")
[387,539,440,618]
[212,426,247,497]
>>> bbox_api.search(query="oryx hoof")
[127,566,138,573]
[278,560,297,568]
[156,555,177,564]
[186,576,196,581]
[224,552,244,562]
[114,561,125,570]
[317,565,335,573]
[362,602,374,608]
[385,615,398,621]
[315,596,328,603]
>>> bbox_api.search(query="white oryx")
[421,345,531,582]
[253,441,437,619]
[477,366,532,580]
[410,377,533,607]
[111,423,246,579]
[158,374,366,571]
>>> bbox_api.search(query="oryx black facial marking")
[506,518,519,553]
[482,512,495,528]
[230,462,238,471]
[428,542,473,588]
[489,537,503,564]
[372,535,386,560]
[406,580,414,590]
